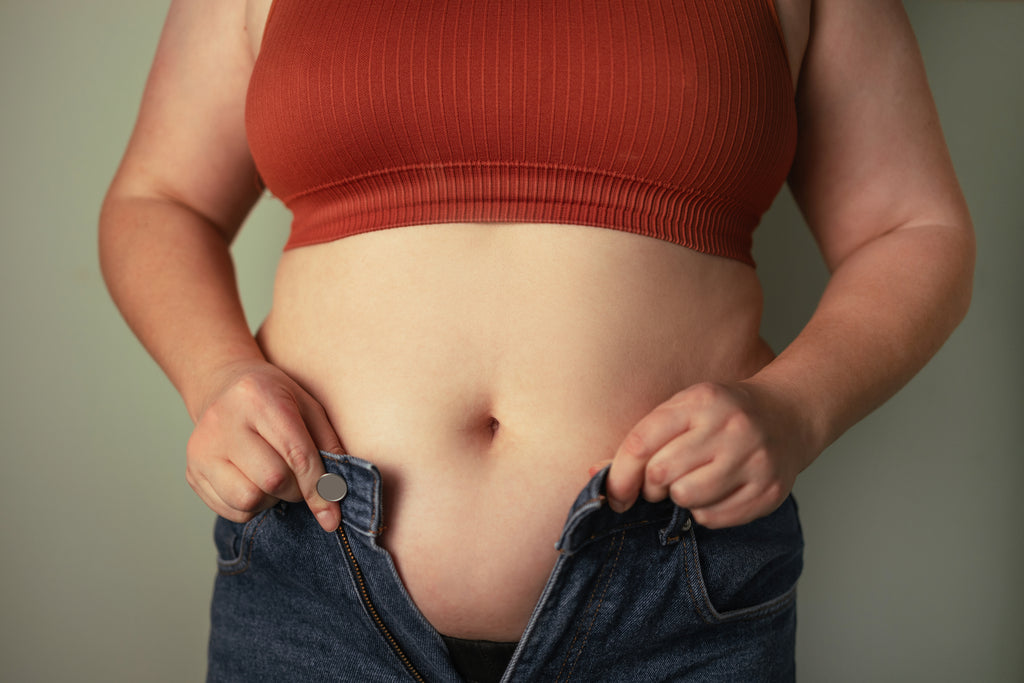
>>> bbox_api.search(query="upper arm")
[105,0,261,240]
[788,0,973,270]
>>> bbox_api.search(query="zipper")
[336,523,426,682]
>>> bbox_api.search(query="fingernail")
[316,509,338,532]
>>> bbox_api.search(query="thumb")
[301,399,345,455]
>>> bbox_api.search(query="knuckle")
[266,391,299,419]
[641,485,667,504]
[763,480,785,505]
[645,460,667,485]
[282,442,314,476]
[260,469,290,496]
[668,478,689,503]
[185,438,213,469]
[232,374,264,399]
[621,431,648,460]
[690,507,711,527]
[687,382,719,404]
[691,507,731,529]
[649,400,677,417]
[184,439,199,465]
[186,424,206,454]
[222,508,257,524]
[184,457,200,481]
[722,410,754,435]
[233,485,267,514]
[746,447,773,473]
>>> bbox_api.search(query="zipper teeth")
[337,524,426,682]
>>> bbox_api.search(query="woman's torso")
[246,0,809,641]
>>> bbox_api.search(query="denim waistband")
[556,465,688,555]
[320,451,387,537]
[320,451,689,553]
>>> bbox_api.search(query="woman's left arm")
[603,0,975,528]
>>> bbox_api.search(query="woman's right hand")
[185,360,344,532]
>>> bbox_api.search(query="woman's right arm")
[99,0,342,531]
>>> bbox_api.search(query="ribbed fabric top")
[246,0,797,266]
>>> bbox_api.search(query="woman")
[100,0,973,680]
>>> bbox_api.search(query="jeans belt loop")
[658,506,692,546]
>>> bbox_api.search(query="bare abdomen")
[256,222,773,640]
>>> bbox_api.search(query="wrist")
[181,348,268,422]
[739,372,831,472]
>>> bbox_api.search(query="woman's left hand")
[598,381,814,529]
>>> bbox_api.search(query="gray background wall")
[1,1,1020,680]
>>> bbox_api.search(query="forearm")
[748,221,975,467]
[99,195,264,421]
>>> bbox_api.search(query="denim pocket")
[682,495,804,624]
[213,508,274,575]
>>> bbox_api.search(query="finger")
[242,436,304,503]
[299,397,345,455]
[639,431,712,503]
[667,461,745,513]
[187,464,243,521]
[685,484,765,529]
[255,398,340,532]
[607,407,693,513]
[192,458,278,522]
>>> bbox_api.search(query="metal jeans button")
[316,473,348,502]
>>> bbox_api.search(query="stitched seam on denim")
[368,468,379,535]
[554,531,625,682]
[681,530,797,625]
[555,544,613,680]
[559,497,604,545]
[564,531,625,682]
[680,535,711,623]
[320,452,379,535]
[706,584,798,623]
[336,522,425,682]
[501,556,569,681]
[586,519,653,539]
[217,511,273,576]
[567,517,663,553]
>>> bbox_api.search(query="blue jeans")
[208,452,803,681]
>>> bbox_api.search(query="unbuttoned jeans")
[208,452,803,682]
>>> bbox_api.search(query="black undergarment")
[441,635,519,683]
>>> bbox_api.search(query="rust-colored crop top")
[246,0,797,266]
